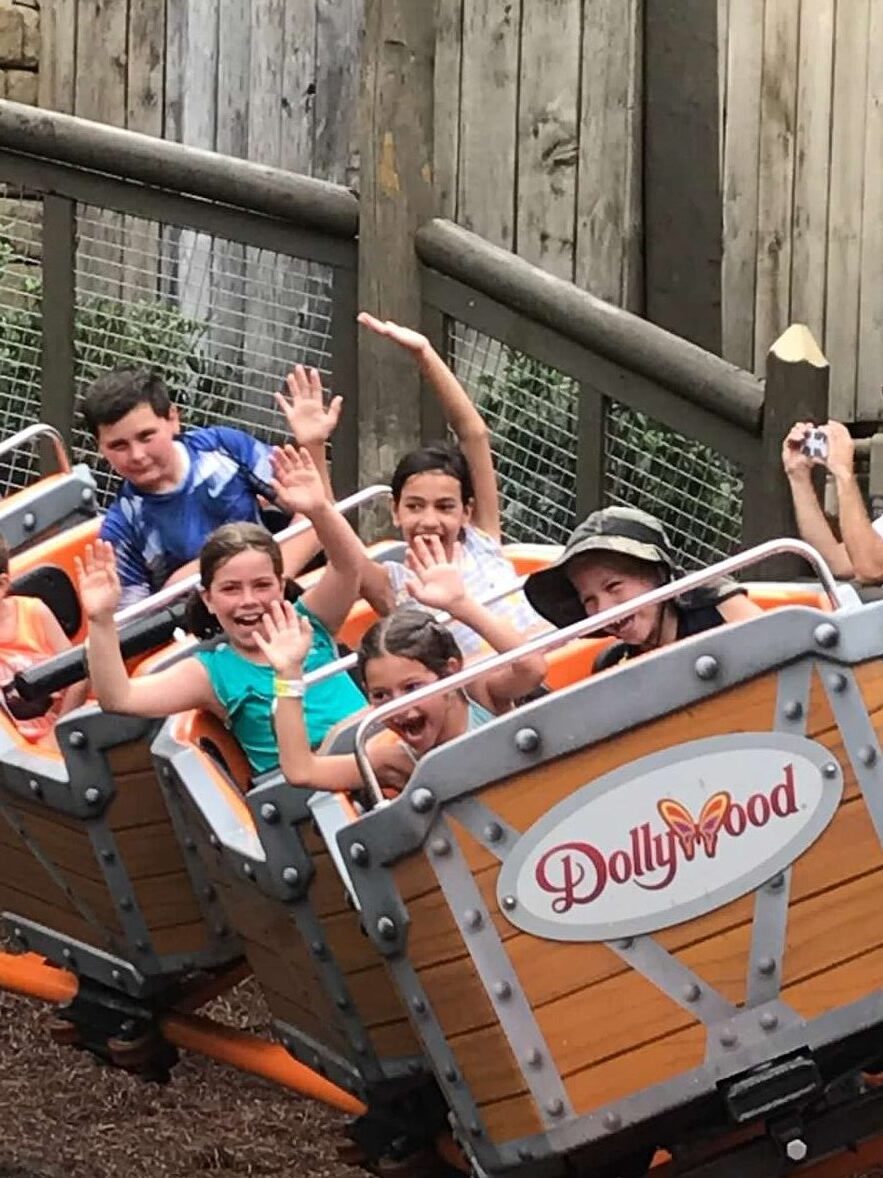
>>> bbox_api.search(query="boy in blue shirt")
[85,366,340,608]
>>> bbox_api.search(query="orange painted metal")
[0,951,77,1003]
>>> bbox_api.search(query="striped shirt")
[100,426,274,608]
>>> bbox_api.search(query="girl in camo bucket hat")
[524,506,760,668]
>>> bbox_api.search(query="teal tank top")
[194,601,365,774]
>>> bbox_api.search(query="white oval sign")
[497,733,842,941]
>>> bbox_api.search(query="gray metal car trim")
[608,936,737,1026]
[744,660,813,1008]
[338,603,873,880]
[274,1019,368,1096]
[821,665,883,848]
[1,468,97,552]
[427,816,573,1129]
[2,915,152,996]
[446,797,522,860]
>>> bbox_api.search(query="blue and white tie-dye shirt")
[100,426,274,608]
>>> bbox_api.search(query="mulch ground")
[0,976,364,1178]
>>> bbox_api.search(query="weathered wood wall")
[720,0,883,422]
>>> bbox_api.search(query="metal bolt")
[214,922,228,937]
[135,940,149,952]
[430,837,450,857]
[209,834,219,848]
[814,622,839,648]
[203,884,216,901]
[719,1029,738,1048]
[493,980,512,1000]
[760,1011,778,1031]
[411,996,427,1015]
[525,1048,542,1069]
[484,821,503,843]
[28,779,41,797]
[501,894,517,912]
[618,937,634,950]
[335,995,349,1011]
[828,672,847,693]
[120,1019,136,1035]
[281,1036,292,1051]
[444,1066,458,1083]
[110,969,122,984]
[469,1122,483,1138]
[464,908,482,931]
[184,837,196,852]
[786,1139,809,1163]
[683,983,701,1003]
[349,842,369,866]
[514,727,540,753]
[603,1111,622,1132]
[81,488,94,504]
[62,948,73,962]
[119,897,133,912]
[311,940,327,959]
[546,1098,564,1118]
[354,1040,368,1056]
[783,700,803,721]
[823,762,839,779]
[757,956,776,976]
[410,787,435,814]
[859,745,878,767]
[68,730,86,749]
[281,866,300,886]
[517,1147,534,1161]
[259,802,279,824]
[243,862,255,879]
[377,916,397,941]
[22,511,35,532]
[694,655,719,680]
[13,928,26,947]
[767,873,785,892]
[100,849,115,864]
[83,787,101,805]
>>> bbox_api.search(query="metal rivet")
[214,922,228,937]
[859,745,878,767]
[28,779,41,796]
[694,655,719,680]
[444,1066,458,1083]
[349,842,369,865]
[683,983,701,1003]
[786,1139,809,1163]
[517,1147,533,1161]
[62,948,73,962]
[100,849,115,864]
[334,995,349,1011]
[135,940,149,952]
[81,488,94,504]
[719,1029,738,1048]
[377,916,397,941]
[260,802,279,824]
[410,787,435,814]
[243,862,254,879]
[783,700,803,721]
[493,980,512,1000]
[13,928,26,947]
[409,1061,423,1076]
[281,1036,292,1051]
[464,908,482,931]
[68,730,86,749]
[184,837,196,852]
[484,821,503,843]
[209,834,219,848]
[546,1098,564,1118]
[430,837,450,857]
[281,866,300,886]
[814,622,839,648]
[203,885,216,900]
[525,1048,542,1069]
[823,762,838,779]
[110,969,122,984]
[618,937,634,950]
[311,940,327,959]
[758,957,776,976]
[119,897,133,912]
[501,894,517,912]
[411,996,426,1015]
[514,727,540,753]
[760,1011,778,1031]
[603,1111,622,1132]
[120,1019,136,1035]
[767,873,785,892]
[469,1122,483,1138]
[22,511,36,531]
[354,1040,368,1056]
[827,672,847,693]
[83,787,101,805]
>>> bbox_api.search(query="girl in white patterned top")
[357,313,546,657]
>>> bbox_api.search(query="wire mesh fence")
[448,320,744,566]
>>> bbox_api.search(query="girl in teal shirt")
[78,446,366,775]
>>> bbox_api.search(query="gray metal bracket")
[4,915,152,998]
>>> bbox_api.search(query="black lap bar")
[13,602,188,700]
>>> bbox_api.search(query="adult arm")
[781,421,853,578]
[825,421,883,584]
[358,313,501,540]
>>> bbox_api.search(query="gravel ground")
[0,977,364,1178]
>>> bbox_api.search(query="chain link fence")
[0,188,338,505]
[448,319,744,567]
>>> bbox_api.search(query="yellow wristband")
[273,677,306,699]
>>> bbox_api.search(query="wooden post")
[742,323,830,578]
[358,0,436,536]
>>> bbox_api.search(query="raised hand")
[404,535,467,614]
[75,540,122,623]
[270,444,328,519]
[275,365,342,448]
[357,311,430,358]
[782,421,816,479]
[823,419,855,480]
[254,600,313,678]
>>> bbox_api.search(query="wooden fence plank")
[721,0,765,371]
[315,0,362,188]
[457,0,520,248]
[217,0,252,160]
[39,0,78,112]
[717,0,729,177]
[74,0,127,126]
[248,0,285,168]
[824,0,870,420]
[574,0,642,309]
[789,0,835,351]
[280,0,317,175]
[123,0,165,304]
[515,0,580,280]
[434,0,463,220]
[752,0,799,372]
[857,0,883,420]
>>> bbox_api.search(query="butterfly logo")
[657,791,731,860]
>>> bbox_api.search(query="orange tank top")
[0,597,63,743]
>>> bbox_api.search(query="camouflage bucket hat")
[524,506,680,629]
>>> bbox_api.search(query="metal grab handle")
[0,423,70,474]
[113,484,392,627]
[353,537,843,808]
